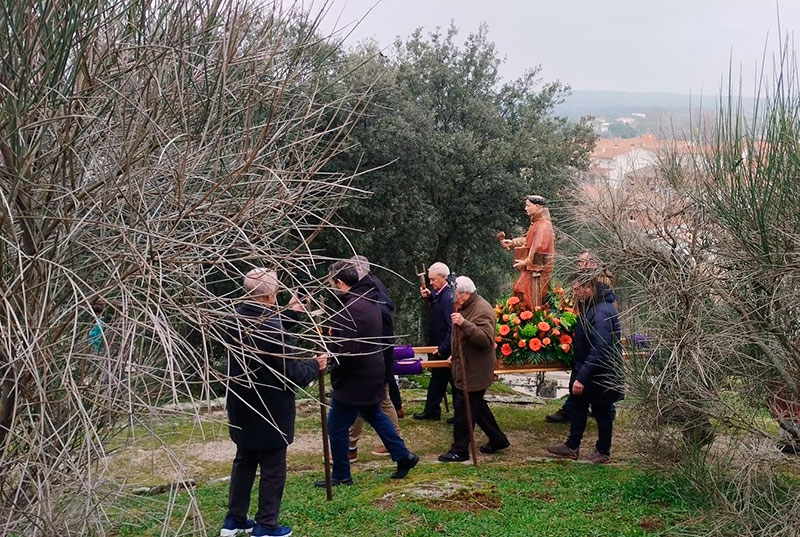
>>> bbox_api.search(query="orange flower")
[518,339,527,348]
[529,338,542,352]
[499,325,511,336]
[560,334,572,345]
[542,337,551,346]
[507,296,520,306]
[553,318,561,326]
[560,343,571,353]
[552,328,561,336]
[501,343,513,356]
[538,321,551,332]
[513,317,521,325]
[502,314,509,322]
[519,310,533,321]
[495,336,503,343]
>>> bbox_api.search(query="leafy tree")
[607,121,638,138]
[323,24,595,338]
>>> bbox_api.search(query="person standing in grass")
[221,268,327,537]
[438,276,510,462]
[547,272,623,464]
[347,254,404,459]
[317,260,418,487]
[414,262,454,422]
[545,250,615,424]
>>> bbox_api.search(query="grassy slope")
[104,383,713,536]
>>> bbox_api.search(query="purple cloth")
[393,360,422,375]
[393,345,416,360]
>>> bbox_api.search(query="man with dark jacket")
[545,250,616,424]
[414,262,453,421]
[547,274,623,464]
[348,255,402,458]
[438,276,510,462]
[222,268,326,537]
[316,261,418,487]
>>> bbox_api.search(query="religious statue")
[497,195,555,309]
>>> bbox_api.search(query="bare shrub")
[0,0,364,533]
[568,42,800,535]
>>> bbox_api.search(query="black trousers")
[567,397,615,455]
[226,445,287,528]
[421,362,452,417]
[450,387,508,455]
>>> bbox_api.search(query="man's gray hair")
[350,254,370,279]
[455,275,476,294]
[244,268,279,297]
[428,262,450,277]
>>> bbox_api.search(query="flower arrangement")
[494,286,577,367]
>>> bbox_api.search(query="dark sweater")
[328,279,386,406]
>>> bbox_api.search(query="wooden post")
[312,299,333,500]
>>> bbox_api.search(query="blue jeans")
[328,399,409,481]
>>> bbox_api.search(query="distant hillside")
[554,90,755,140]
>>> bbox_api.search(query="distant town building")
[588,133,662,186]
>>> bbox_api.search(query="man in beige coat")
[438,276,510,462]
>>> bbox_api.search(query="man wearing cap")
[500,195,555,309]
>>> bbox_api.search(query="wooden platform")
[410,347,570,374]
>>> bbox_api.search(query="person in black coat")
[547,274,623,464]
[414,262,454,421]
[221,268,326,537]
[317,261,418,487]
[348,255,403,458]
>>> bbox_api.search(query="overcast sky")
[315,0,799,97]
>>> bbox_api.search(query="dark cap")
[525,195,547,206]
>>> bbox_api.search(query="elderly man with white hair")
[221,268,326,537]
[414,261,454,421]
[438,276,510,463]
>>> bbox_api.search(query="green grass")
[107,461,709,536]
[101,387,716,537]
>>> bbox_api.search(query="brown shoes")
[546,443,579,460]
[587,449,612,464]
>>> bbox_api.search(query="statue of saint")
[498,195,555,309]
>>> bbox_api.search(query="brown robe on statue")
[509,213,555,309]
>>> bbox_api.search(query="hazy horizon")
[316,0,800,98]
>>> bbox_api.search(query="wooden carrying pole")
[312,300,333,500]
[318,371,333,500]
